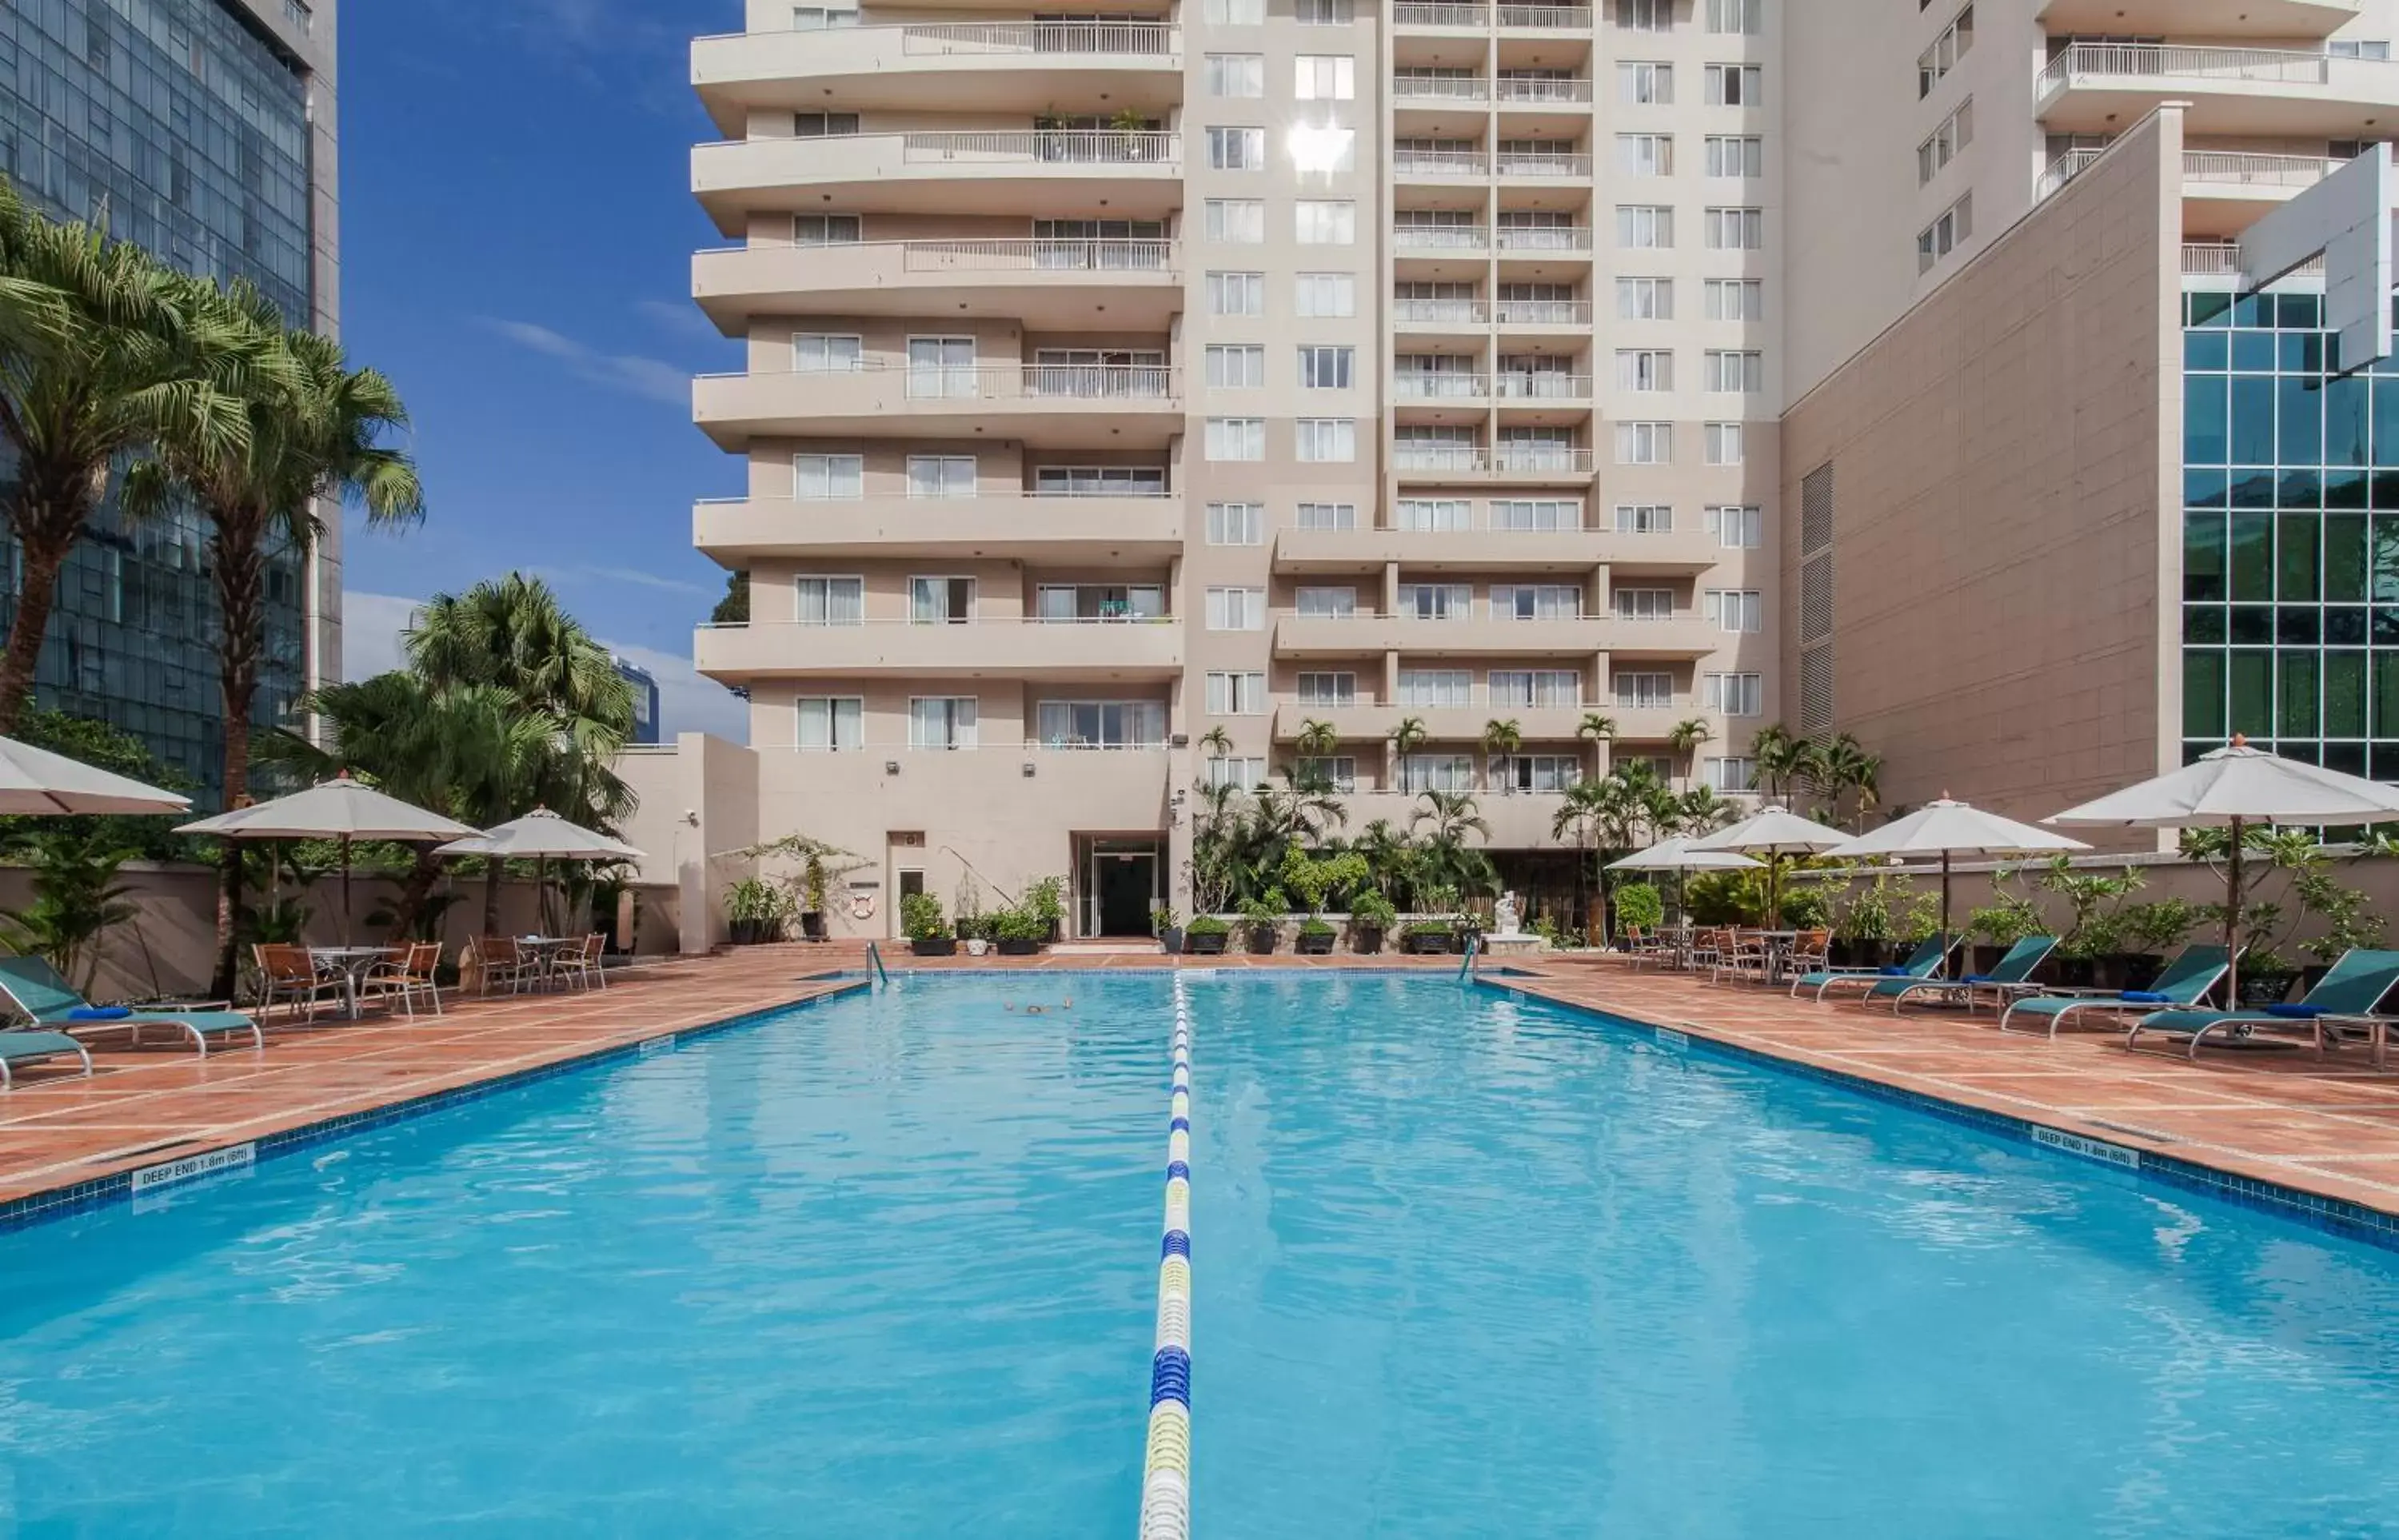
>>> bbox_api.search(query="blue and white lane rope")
[1139,973,1195,1540]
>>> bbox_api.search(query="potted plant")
[992,906,1048,956]
[1296,916,1336,955]
[1450,907,1485,955]
[1774,883,1830,935]
[2038,857,2142,988]
[2236,936,2303,1007]
[1612,881,1665,948]
[724,877,784,946]
[1240,891,1285,955]
[1831,874,1894,968]
[1024,875,1068,943]
[1350,890,1397,954]
[1153,904,1185,956]
[2117,898,2201,990]
[1185,915,1231,955]
[1402,919,1455,956]
[901,892,954,956]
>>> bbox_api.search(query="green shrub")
[1299,916,1335,937]
[1350,890,1397,929]
[1967,895,2044,947]
[992,907,1048,942]
[2121,898,2201,954]
[1777,884,1833,931]
[1239,890,1287,924]
[1186,915,1231,937]
[1611,882,1665,932]
[1023,875,1067,928]
[900,891,948,941]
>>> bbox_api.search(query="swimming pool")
[1,971,2395,1536]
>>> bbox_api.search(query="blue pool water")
[2,972,2397,1538]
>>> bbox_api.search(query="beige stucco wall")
[1778,108,2184,824]
[617,734,760,953]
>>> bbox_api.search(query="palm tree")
[1481,716,1523,792]
[1667,717,1712,785]
[1389,713,1429,792]
[1576,711,1617,780]
[1750,723,1810,804]
[1551,776,1606,938]
[1197,724,1234,759]
[1672,784,1738,837]
[1411,789,1495,900]
[1295,717,1339,762]
[1813,732,1882,829]
[0,183,263,732]
[1353,817,1412,901]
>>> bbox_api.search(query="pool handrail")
[866,941,891,987]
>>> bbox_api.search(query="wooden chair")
[550,933,608,991]
[365,942,443,1017]
[253,944,338,1022]
[475,936,536,996]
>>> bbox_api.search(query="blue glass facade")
[616,660,661,747]
[2181,287,2399,782]
[0,0,314,802]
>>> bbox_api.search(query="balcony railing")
[1495,372,1593,401]
[2034,146,2106,200]
[898,20,1178,55]
[1496,76,1594,103]
[2042,146,2345,201]
[1394,224,1489,250]
[1394,2,1490,25]
[899,237,1178,273]
[1394,148,1490,176]
[2037,41,2336,94]
[2180,242,2325,276]
[1395,373,1491,401]
[1494,298,1591,325]
[1394,75,1489,101]
[1497,4,1593,26]
[900,129,1180,166]
[1495,225,1593,252]
[1391,446,1597,474]
[723,361,1182,401]
[1276,604,1593,624]
[1495,151,1592,178]
[1278,690,1594,710]
[1393,298,1491,324]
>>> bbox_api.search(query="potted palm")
[1185,915,1231,955]
[901,892,955,956]
[1241,891,1285,954]
[1153,904,1185,956]
[724,878,784,945]
[1350,890,1396,954]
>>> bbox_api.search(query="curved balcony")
[694,493,1184,565]
[2035,0,2359,39]
[693,238,1181,333]
[693,130,1181,232]
[696,617,1184,683]
[2034,42,2399,138]
[693,22,1180,130]
[694,362,1182,450]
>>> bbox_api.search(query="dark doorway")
[1094,851,1158,937]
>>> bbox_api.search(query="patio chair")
[0,1029,90,1087]
[0,956,261,1058]
[475,936,538,996]
[1884,936,2058,1015]
[1786,929,1832,978]
[1996,944,2230,1041]
[363,942,443,1017]
[254,944,341,1023]
[550,934,607,992]
[1790,934,1957,1003]
[1712,931,1773,985]
[1686,928,1726,974]
[2127,948,2399,1062]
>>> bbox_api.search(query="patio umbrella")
[178,772,477,943]
[1607,836,1764,928]
[0,735,191,815]
[1690,806,1851,929]
[436,808,644,936]
[2046,735,2399,1004]
[1825,796,2089,956]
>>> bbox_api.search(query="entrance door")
[1094,852,1157,937]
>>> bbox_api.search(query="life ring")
[850,891,876,920]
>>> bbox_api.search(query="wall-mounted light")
[1022,762,1037,778]
[884,760,901,776]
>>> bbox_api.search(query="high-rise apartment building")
[0,0,341,800]
[688,0,1774,936]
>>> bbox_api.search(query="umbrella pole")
[341,835,353,947]
[1941,852,1953,976]
[2225,814,2244,1007]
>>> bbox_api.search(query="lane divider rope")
[1139,973,1194,1540]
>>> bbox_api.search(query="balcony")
[1394,147,1490,180]
[1393,75,1489,103]
[1497,4,1593,29]
[2181,241,2325,279]
[2034,42,2399,138]
[1395,372,1491,403]
[1606,702,1708,743]
[1494,372,1592,404]
[1271,700,1595,745]
[1394,224,1490,253]
[1393,2,1491,28]
[691,22,1180,130]
[1391,446,1596,483]
[1273,610,1603,657]
[1343,789,1583,849]
[1495,227,1594,257]
[693,130,1180,231]
[694,617,1184,683]
[693,239,1180,333]
[693,493,1184,565]
[1497,76,1594,106]
[2034,0,2360,39]
[1275,525,1602,573]
[1393,298,1490,335]
[1494,150,1592,181]
[694,362,1182,450]
[1601,614,1725,661]
[1492,298,1593,329]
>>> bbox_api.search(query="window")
[1918,101,1973,184]
[1616,672,1674,708]
[1618,0,1672,30]
[1705,588,1762,632]
[1614,503,1672,534]
[1037,584,1164,622]
[1706,0,1761,34]
[1619,62,1674,104]
[796,696,864,750]
[1399,670,1473,708]
[1492,584,1583,621]
[1618,277,1674,320]
[1205,199,1265,243]
[1616,421,1674,465]
[1705,206,1764,249]
[1615,205,1675,250]
[2329,38,2393,58]
[1296,55,1356,98]
[792,333,862,373]
[906,336,977,397]
[1039,700,1168,749]
[1208,126,1266,170]
[1295,201,1356,244]
[1704,422,1746,465]
[907,455,976,498]
[1206,501,1266,545]
[1490,669,1582,708]
[1494,755,1579,794]
[1206,417,1266,460]
[1298,672,1357,707]
[1706,756,1758,792]
[1705,673,1762,716]
[1296,501,1356,530]
[794,112,860,136]
[1297,756,1357,793]
[1295,586,1358,619]
[1295,419,1357,461]
[1918,4,1973,98]
[1706,504,1762,548]
[1207,672,1269,715]
[1617,133,1674,177]
[1705,134,1763,178]
[1206,587,1267,630]
[792,0,858,29]
[1399,754,1475,794]
[1205,0,1264,22]
[1494,499,1579,532]
[1206,756,1267,789]
[1705,350,1764,393]
[1296,0,1355,20]
[1208,270,1267,316]
[1298,346,1355,389]
[1398,497,1472,532]
[1615,587,1675,620]
[1705,64,1762,106]
[794,213,861,245]
[1295,272,1356,317]
[1205,53,1264,96]
[795,577,864,624]
[794,453,863,500]
[1399,583,1472,620]
[1036,465,1168,497]
[1207,344,1267,389]
[910,576,976,623]
[1917,193,1973,272]
[910,696,979,749]
[1616,349,1674,392]
[1704,278,1763,321]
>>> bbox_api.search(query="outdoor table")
[309,946,401,1020]
[1742,929,1800,984]
[515,936,578,991]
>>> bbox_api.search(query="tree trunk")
[393,850,443,941]
[484,860,504,937]
[210,517,268,1001]
[0,527,79,736]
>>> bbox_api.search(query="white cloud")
[530,563,714,599]
[341,591,748,746]
[483,318,690,406]
[634,298,727,345]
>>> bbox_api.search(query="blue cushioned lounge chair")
[1996,945,2229,1041]
[2128,948,2399,1062]
[0,1030,91,1087]
[0,956,261,1057]
[1883,935,2058,1015]
[1790,934,1957,1003]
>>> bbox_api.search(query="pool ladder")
[1458,933,1479,982]
[866,941,891,987]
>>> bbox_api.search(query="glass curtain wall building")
[0,0,336,801]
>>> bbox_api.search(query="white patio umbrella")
[2046,736,2399,1003]
[0,735,191,815]
[1608,836,1765,928]
[1690,806,1852,928]
[1825,796,2089,955]
[437,808,644,936]
[179,772,478,943]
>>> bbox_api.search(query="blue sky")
[337,0,748,737]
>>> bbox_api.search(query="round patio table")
[308,946,401,1020]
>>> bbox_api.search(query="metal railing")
[1393,298,1491,324]
[902,129,1180,166]
[1394,147,1490,176]
[1495,372,1593,401]
[899,20,1177,55]
[695,487,1178,508]
[2183,150,2344,187]
[701,615,1180,629]
[1496,75,1594,102]
[713,361,1181,401]
[1275,602,1593,624]
[1494,298,1592,324]
[899,237,1178,273]
[1393,74,1488,100]
[1395,373,1491,400]
[1498,3,1594,26]
[1495,151,1593,178]
[1394,2,1490,25]
[2038,41,2337,94]
[1394,223,1490,249]
[1391,447,1598,474]
[1275,688,1595,710]
[1495,225,1593,251]
[2034,146,2106,200]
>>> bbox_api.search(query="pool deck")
[2,942,2397,1231]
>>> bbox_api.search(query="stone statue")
[1494,891,1521,936]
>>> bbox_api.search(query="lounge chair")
[0,1030,91,1087]
[0,956,263,1057]
[1790,934,1957,1003]
[1885,936,2058,1015]
[2127,948,2399,1062]
[1996,944,2230,1041]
